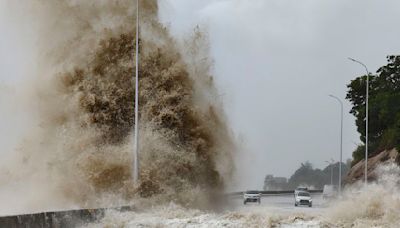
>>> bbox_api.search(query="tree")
[346,55,400,165]
[287,162,326,189]
[286,161,350,189]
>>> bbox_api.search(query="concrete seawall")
[0,209,103,228]
[0,206,134,228]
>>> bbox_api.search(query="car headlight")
[309,199,312,202]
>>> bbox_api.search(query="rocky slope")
[345,148,399,184]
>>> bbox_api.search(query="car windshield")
[298,192,310,197]
[246,191,259,194]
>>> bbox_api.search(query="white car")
[294,191,312,207]
[243,190,261,204]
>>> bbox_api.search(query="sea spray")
[85,163,400,227]
[0,0,234,214]
[326,163,400,227]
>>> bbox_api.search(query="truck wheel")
[309,203,312,207]
[244,201,246,205]
[295,203,298,207]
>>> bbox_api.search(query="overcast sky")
[158,0,400,189]
[1,0,400,190]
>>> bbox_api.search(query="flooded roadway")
[82,194,329,228]
[232,193,326,213]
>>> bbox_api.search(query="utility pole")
[133,0,140,184]
[348,58,370,187]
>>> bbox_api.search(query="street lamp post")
[325,159,334,185]
[348,58,370,187]
[329,95,343,195]
[133,0,140,184]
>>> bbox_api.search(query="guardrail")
[226,190,323,196]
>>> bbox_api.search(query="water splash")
[0,0,234,214]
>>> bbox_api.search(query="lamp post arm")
[348,58,369,75]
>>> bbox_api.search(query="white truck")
[322,185,337,200]
[294,187,308,195]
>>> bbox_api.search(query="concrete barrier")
[0,206,134,228]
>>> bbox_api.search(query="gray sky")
[1,0,400,190]
[158,0,400,189]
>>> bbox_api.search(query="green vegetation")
[287,161,349,189]
[264,161,350,190]
[346,56,400,165]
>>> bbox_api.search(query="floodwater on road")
[232,193,325,212]
[227,194,327,227]
[83,194,330,228]
[84,165,400,228]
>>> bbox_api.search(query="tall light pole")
[329,95,343,195]
[325,159,334,185]
[133,0,140,184]
[348,57,369,187]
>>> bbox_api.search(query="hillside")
[345,149,399,184]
